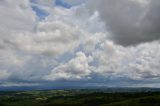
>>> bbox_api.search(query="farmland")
[0,89,160,106]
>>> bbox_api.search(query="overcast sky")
[0,0,160,89]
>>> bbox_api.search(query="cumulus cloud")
[6,20,81,56]
[88,0,160,46]
[92,40,160,81]
[0,0,37,31]
[0,0,98,86]
[44,52,92,81]
[0,0,160,88]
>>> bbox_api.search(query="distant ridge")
[0,86,160,92]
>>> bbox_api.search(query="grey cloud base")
[0,0,160,88]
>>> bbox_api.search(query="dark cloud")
[88,0,160,46]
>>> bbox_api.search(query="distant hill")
[0,86,160,92]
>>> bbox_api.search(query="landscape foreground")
[0,88,160,106]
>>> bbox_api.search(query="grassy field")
[0,89,160,106]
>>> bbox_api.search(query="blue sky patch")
[32,6,49,20]
[55,0,72,8]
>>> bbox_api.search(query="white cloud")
[0,0,96,85]
[0,0,37,31]
[44,52,92,81]
[92,40,160,81]
[8,20,81,56]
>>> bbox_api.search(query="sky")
[0,0,160,89]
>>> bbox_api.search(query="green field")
[0,89,160,106]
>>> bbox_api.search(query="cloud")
[0,0,160,88]
[30,0,56,17]
[6,20,81,56]
[92,40,160,81]
[87,0,160,46]
[0,70,10,80]
[0,0,97,86]
[0,0,37,31]
[62,0,86,6]
[32,0,55,7]
[44,52,92,81]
